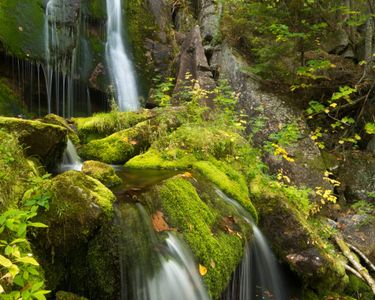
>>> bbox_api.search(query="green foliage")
[152,76,175,107]
[364,122,375,134]
[0,175,50,299]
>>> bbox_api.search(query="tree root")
[334,235,375,294]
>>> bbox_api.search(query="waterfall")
[105,0,140,111]
[117,203,210,300]
[215,189,287,300]
[58,139,82,172]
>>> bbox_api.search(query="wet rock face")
[338,213,375,264]
[198,0,222,44]
[337,151,375,203]
[211,44,330,191]
[0,117,67,170]
[174,25,216,101]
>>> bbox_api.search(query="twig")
[348,243,375,273]
[345,264,365,280]
[334,235,375,294]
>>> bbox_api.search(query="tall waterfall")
[216,189,287,300]
[117,203,210,300]
[105,0,139,111]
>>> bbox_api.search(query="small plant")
[152,76,175,107]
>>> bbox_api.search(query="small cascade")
[117,203,210,300]
[59,139,82,172]
[216,189,287,300]
[105,0,139,111]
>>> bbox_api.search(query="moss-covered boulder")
[30,171,115,291]
[250,175,348,296]
[0,117,67,170]
[82,160,122,188]
[0,130,40,211]
[72,109,155,143]
[0,0,45,59]
[153,176,252,298]
[41,114,80,145]
[56,291,88,300]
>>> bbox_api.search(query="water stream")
[58,139,82,172]
[116,203,210,300]
[105,0,139,111]
[215,189,287,300]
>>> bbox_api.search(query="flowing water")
[105,0,139,111]
[116,203,210,300]
[215,189,287,300]
[58,139,82,172]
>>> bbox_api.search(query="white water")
[59,139,82,172]
[105,0,139,111]
[117,204,210,300]
[216,189,287,300]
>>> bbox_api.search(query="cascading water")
[117,203,210,300]
[105,0,139,111]
[216,189,287,300]
[58,139,82,172]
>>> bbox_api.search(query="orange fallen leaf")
[181,172,193,178]
[199,264,207,276]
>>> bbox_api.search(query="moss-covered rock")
[55,291,88,300]
[80,120,155,164]
[41,114,80,145]
[156,176,251,298]
[82,160,122,188]
[72,109,155,143]
[30,171,115,291]
[0,117,67,170]
[0,130,39,211]
[0,0,45,59]
[250,174,348,296]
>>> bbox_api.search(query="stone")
[337,213,375,264]
[211,43,330,191]
[0,116,67,170]
[337,151,375,203]
[174,25,216,104]
[82,160,122,188]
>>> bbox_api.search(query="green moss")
[0,130,37,211]
[249,174,348,293]
[55,291,88,300]
[82,160,122,188]
[0,116,67,170]
[345,275,373,300]
[125,0,158,87]
[41,114,80,144]
[159,177,246,298]
[193,160,258,222]
[86,0,106,21]
[73,109,154,143]
[0,77,26,116]
[0,0,45,59]
[125,148,194,169]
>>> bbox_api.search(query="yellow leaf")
[17,256,39,266]
[0,255,12,268]
[0,284,4,293]
[199,264,207,276]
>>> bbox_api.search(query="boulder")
[173,25,216,103]
[30,170,115,291]
[197,0,222,44]
[250,176,348,295]
[337,151,375,203]
[337,213,375,264]
[82,160,122,188]
[211,44,330,191]
[41,113,79,144]
[56,291,88,300]
[0,117,67,170]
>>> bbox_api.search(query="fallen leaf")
[152,211,171,232]
[199,264,207,276]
